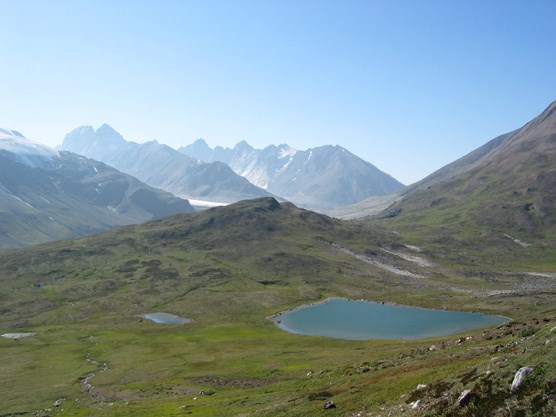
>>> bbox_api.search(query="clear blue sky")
[2,0,555,184]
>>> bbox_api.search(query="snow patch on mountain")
[180,139,405,209]
[0,127,58,168]
[278,145,297,159]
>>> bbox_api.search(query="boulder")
[455,390,477,407]
[510,367,534,393]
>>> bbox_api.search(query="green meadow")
[1,199,555,416]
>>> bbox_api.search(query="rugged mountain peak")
[181,137,403,209]
[234,140,254,151]
[192,138,209,148]
[95,123,126,146]
[276,143,297,158]
[63,124,125,148]
[60,125,271,204]
[96,123,118,134]
[179,138,213,162]
[66,125,94,137]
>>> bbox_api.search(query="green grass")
[1,198,555,416]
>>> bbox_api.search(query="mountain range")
[2,103,556,415]
[0,128,193,248]
[60,125,271,205]
[179,139,404,209]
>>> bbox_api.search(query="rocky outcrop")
[455,389,478,407]
[510,367,534,393]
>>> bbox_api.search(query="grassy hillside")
[371,102,556,270]
[1,198,555,416]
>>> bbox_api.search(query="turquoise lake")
[274,298,509,340]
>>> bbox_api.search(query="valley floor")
[1,200,555,416]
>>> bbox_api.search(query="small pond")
[143,313,191,325]
[272,298,509,340]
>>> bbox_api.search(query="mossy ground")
[1,199,555,416]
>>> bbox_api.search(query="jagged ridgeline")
[179,139,404,209]
[60,125,273,205]
[1,197,555,416]
[0,128,194,248]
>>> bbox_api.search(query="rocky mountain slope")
[179,139,404,209]
[0,128,193,247]
[60,125,271,205]
[379,101,556,245]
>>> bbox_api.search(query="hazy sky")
[2,0,555,184]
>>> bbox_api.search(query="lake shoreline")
[268,297,511,340]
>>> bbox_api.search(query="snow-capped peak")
[0,127,25,138]
[277,144,297,159]
[0,127,58,168]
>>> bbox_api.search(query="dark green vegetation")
[0,150,193,248]
[1,197,555,416]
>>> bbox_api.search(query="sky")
[1,0,555,185]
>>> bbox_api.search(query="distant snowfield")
[187,198,229,208]
[0,127,58,167]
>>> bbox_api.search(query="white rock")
[411,400,421,410]
[510,367,534,393]
[455,390,476,407]
[1,332,36,339]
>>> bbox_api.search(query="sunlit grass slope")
[1,198,555,416]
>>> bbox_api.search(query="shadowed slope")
[0,135,194,248]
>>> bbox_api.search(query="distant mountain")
[380,101,556,242]
[60,125,271,204]
[179,140,404,209]
[0,128,194,248]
